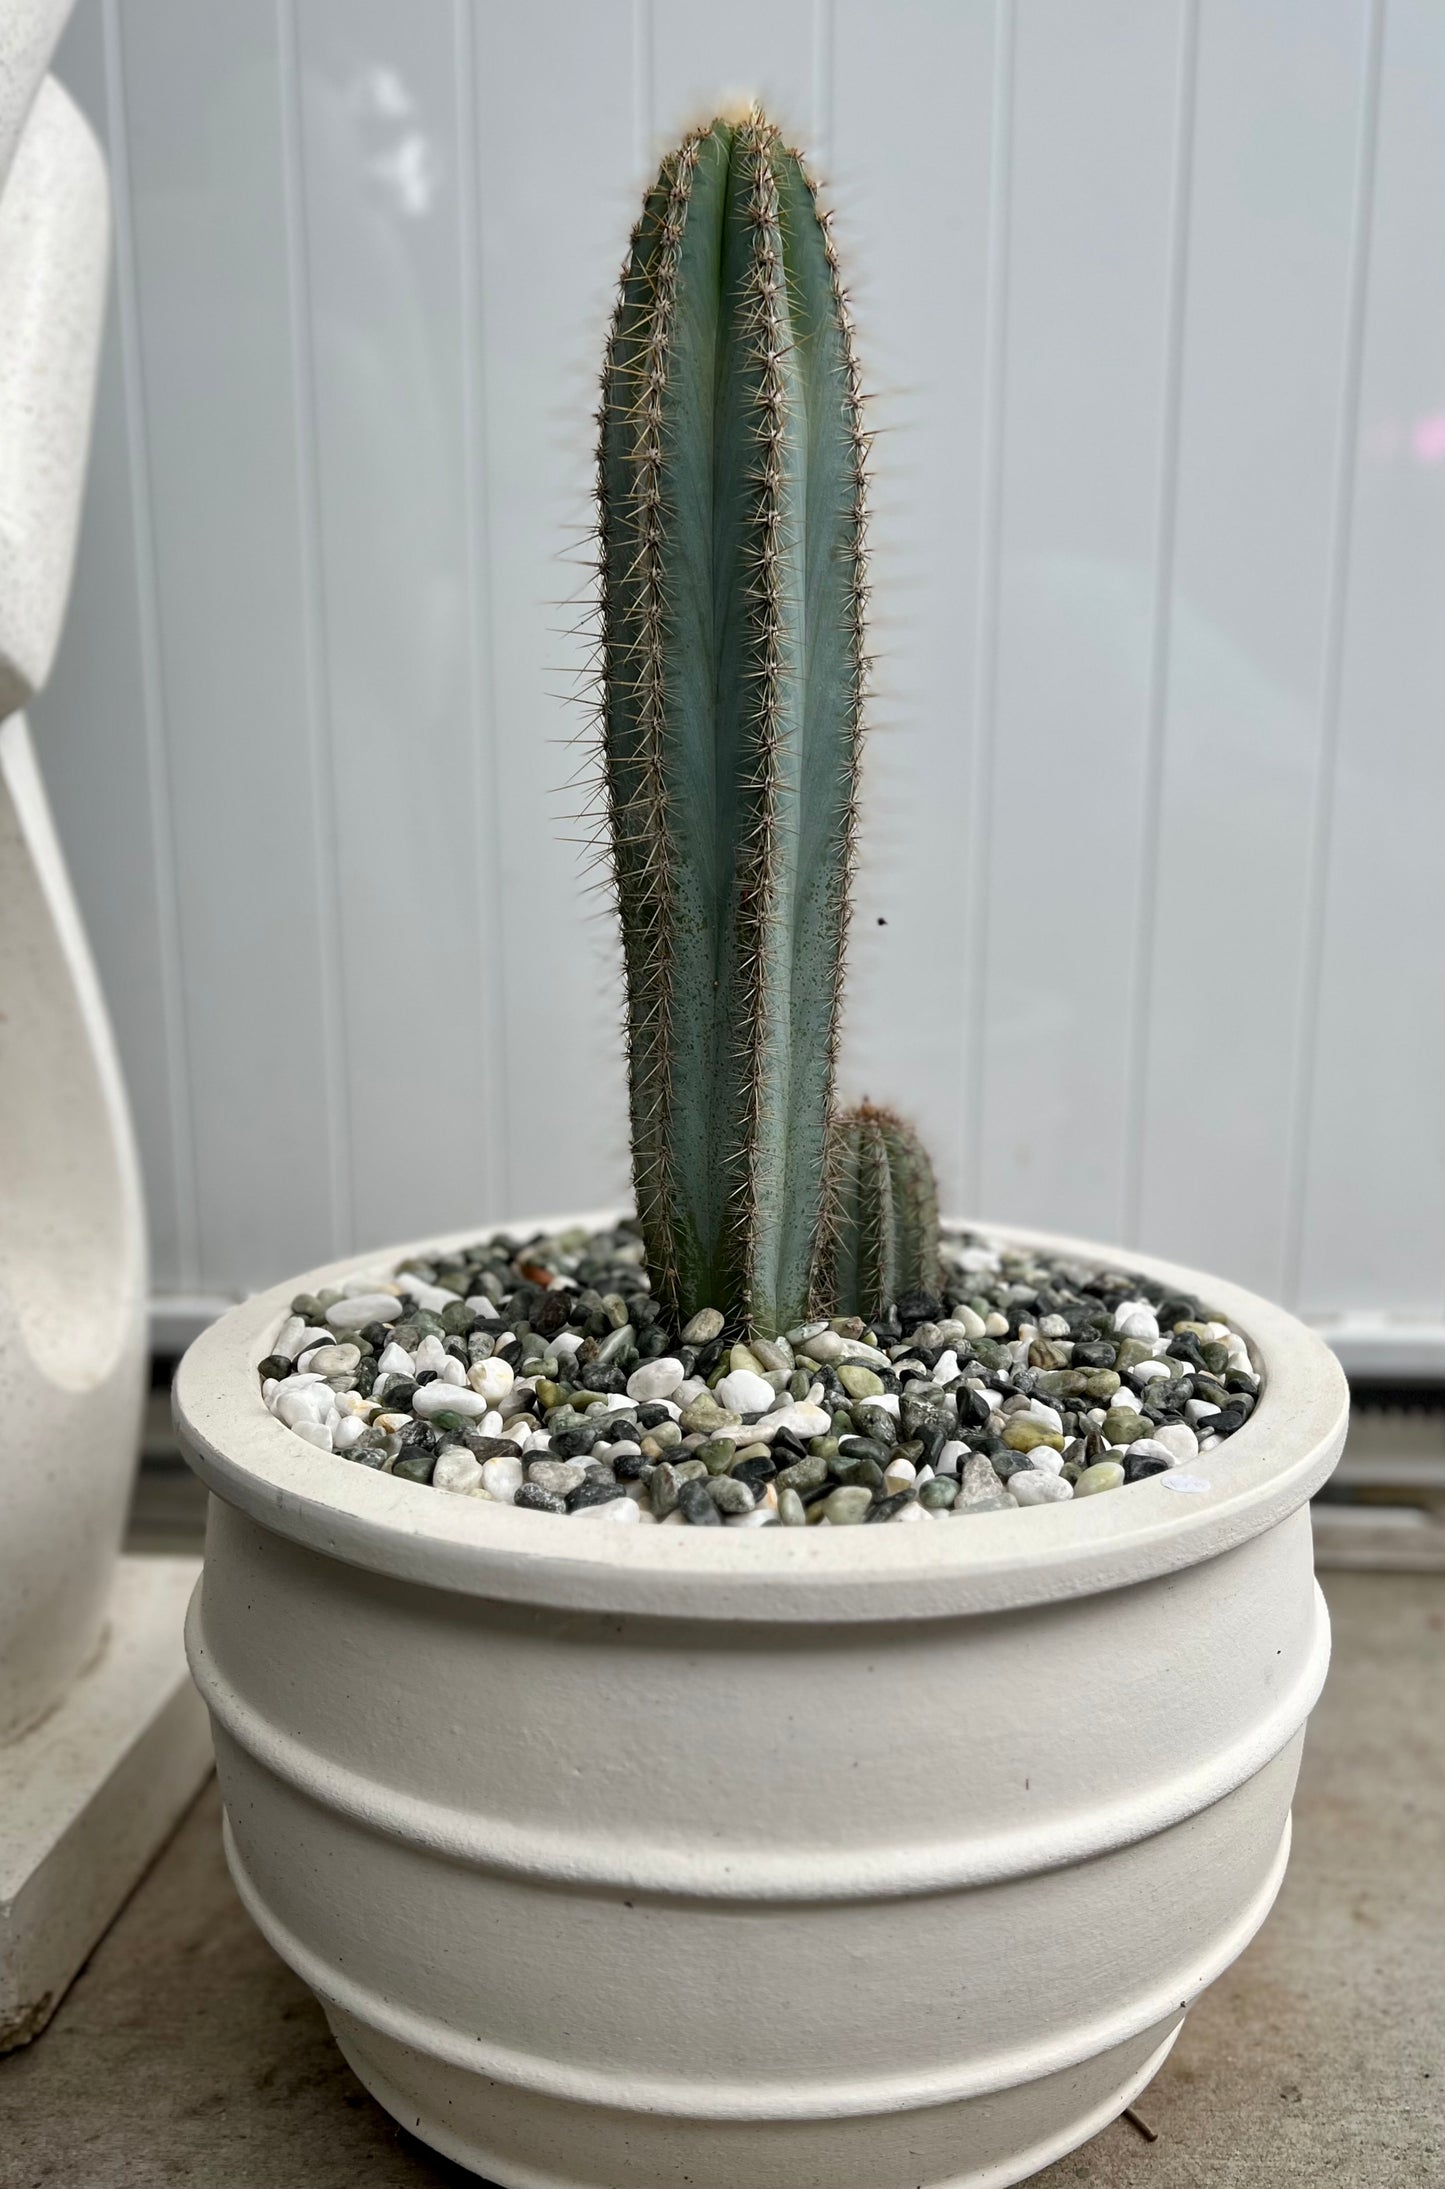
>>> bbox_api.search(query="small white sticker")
[1160,1473,1211,1495]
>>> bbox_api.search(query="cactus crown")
[826,1103,942,1324]
[598,112,867,1336]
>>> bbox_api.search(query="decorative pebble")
[433,1451,484,1493]
[715,1368,776,1417]
[1007,1470,1074,1506]
[325,1292,402,1331]
[1074,1460,1127,1496]
[256,1220,1260,1530]
[626,1357,686,1403]
[480,1454,524,1502]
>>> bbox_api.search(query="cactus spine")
[827,1104,942,1323]
[599,114,866,1335]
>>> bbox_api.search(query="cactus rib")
[599,114,867,1335]
[827,1103,942,1321]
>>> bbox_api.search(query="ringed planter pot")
[175,1216,1347,2189]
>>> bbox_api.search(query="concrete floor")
[2,1570,1441,2189]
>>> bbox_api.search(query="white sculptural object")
[0,0,210,2048]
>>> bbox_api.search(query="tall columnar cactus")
[827,1103,942,1324]
[599,113,866,1335]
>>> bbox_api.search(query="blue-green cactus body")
[600,115,865,1334]
[828,1104,942,1322]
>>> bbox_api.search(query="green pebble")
[775,1453,828,1495]
[822,1484,873,1525]
[1082,1369,1121,1400]
[680,1307,725,1345]
[672,1456,708,1483]
[698,1437,736,1475]
[837,1364,884,1399]
[680,1394,739,1435]
[1075,1460,1127,1496]
[1101,1408,1150,1445]
[919,1477,959,1512]
[1113,1337,1153,1372]
[777,1487,807,1526]
[1002,1417,1065,1454]
[729,1342,766,1376]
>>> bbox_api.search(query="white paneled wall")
[31,0,1445,1358]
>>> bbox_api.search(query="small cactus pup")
[826,1102,942,1324]
[598,112,866,1336]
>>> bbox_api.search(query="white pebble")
[332,1416,367,1453]
[464,1294,499,1320]
[1025,1399,1064,1432]
[894,1501,930,1523]
[956,1305,987,1339]
[572,1496,641,1523]
[930,1349,960,1385]
[1186,1399,1221,1423]
[480,1409,504,1438]
[480,1454,524,1502]
[271,1314,307,1362]
[414,1335,450,1375]
[438,1355,468,1385]
[1007,1470,1073,1506]
[715,1369,776,1417]
[434,1450,484,1493]
[550,1330,582,1358]
[1130,1360,1172,1385]
[984,1312,1009,1337]
[725,1508,778,1527]
[1027,1447,1065,1477]
[626,1356,686,1402]
[936,1441,966,1477]
[1152,1421,1200,1463]
[750,1401,832,1443]
[798,1329,845,1362]
[376,1341,414,1376]
[1123,1438,1181,1469]
[262,1378,279,1404]
[289,1419,334,1452]
[412,1383,491,1419]
[672,1376,710,1409]
[273,1383,330,1428]
[1113,1302,1159,1341]
[395,1275,457,1312]
[300,1342,360,1380]
[468,1357,515,1404]
[883,1457,917,1493]
[326,1292,402,1332]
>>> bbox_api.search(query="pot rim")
[173,1211,1348,1621]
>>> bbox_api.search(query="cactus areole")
[599,113,866,1338]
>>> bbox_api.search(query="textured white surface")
[0,1555,212,2052]
[175,1217,1346,2188]
[29,0,1445,1337]
[0,0,69,187]
[0,71,108,715]
[0,715,146,1740]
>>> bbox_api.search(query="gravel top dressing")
[255,1220,1260,1530]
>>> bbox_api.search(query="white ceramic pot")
[176,1218,1346,2189]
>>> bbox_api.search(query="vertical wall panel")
[648,0,816,147]
[830,0,998,1207]
[468,2,634,1218]
[1295,0,1445,1322]
[288,0,498,1252]
[30,2,194,1292]
[974,0,1187,1239]
[1135,0,1374,1298]
[35,0,1444,1332]
[112,0,341,1293]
